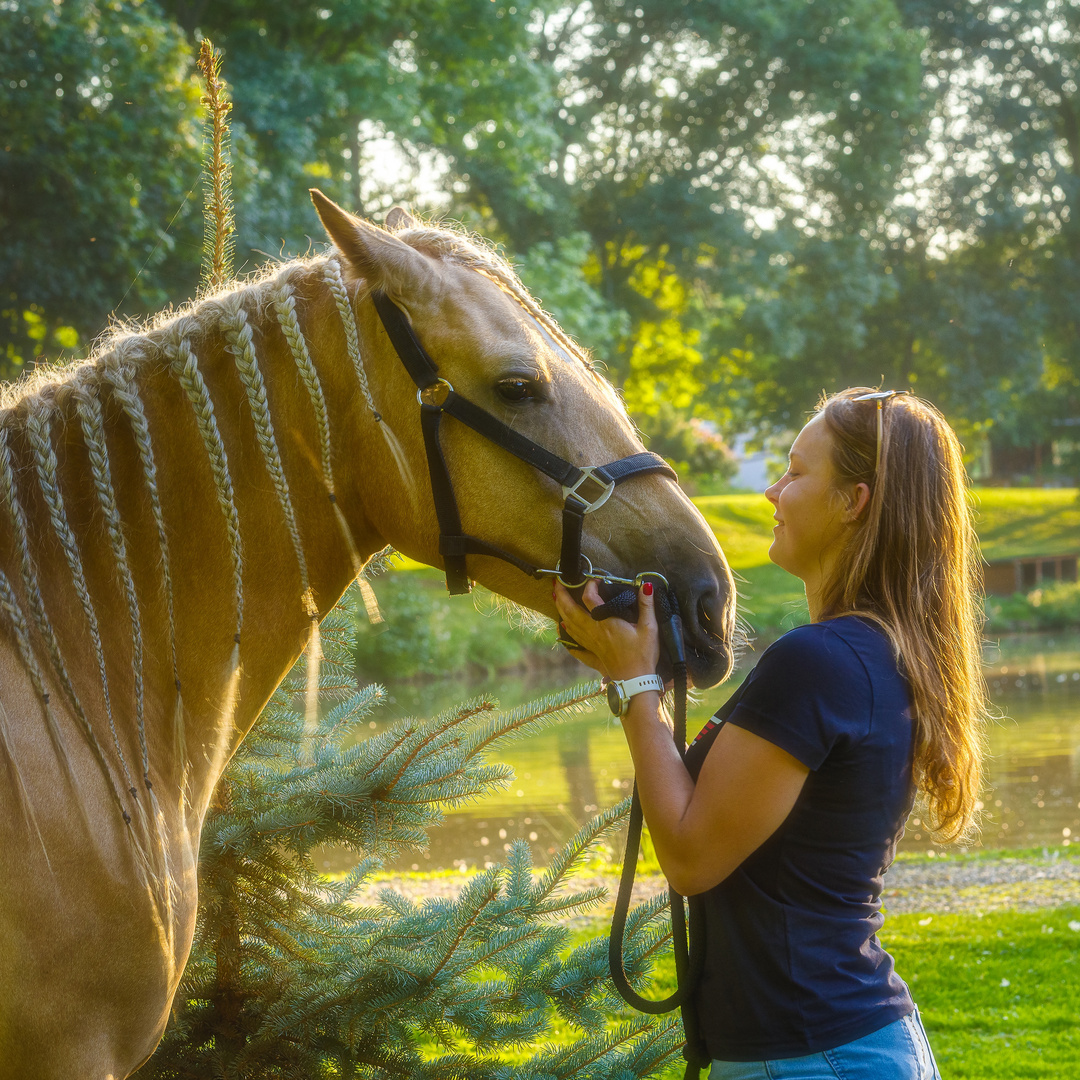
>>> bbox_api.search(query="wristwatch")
[606,674,665,717]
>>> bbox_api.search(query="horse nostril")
[697,596,712,635]
[690,582,733,645]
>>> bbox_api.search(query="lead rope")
[592,582,710,1078]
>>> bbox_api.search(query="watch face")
[606,681,624,716]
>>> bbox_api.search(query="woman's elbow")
[664,858,734,897]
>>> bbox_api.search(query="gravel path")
[880,854,1080,914]
[360,855,1080,920]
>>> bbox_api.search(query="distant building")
[730,434,774,492]
[983,554,1078,596]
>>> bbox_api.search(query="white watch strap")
[617,674,665,699]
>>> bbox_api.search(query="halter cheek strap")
[371,290,676,594]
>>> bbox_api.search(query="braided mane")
[0,216,589,862]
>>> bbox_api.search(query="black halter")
[370,290,710,1077]
[370,290,678,595]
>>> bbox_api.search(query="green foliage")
[0,0,203,376]
[514,232,629,366]
[745,1,1080,446]
[636,404,737,490]
[196,38,235,291]
[140,592,684,1078]
[8,0,1078,455]
[354,569,557,682]
[157,0,560,260]
[986,582,1080,635]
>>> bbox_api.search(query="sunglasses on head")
[852,390,910,472]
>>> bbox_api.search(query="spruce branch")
[196,38,234,292]
[142,586,684,1078]
[464,680,604,761]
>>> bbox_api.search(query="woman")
[554,388,987,1079]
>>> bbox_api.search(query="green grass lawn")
[971,488,1080,563]
[885,907,1080,1078]
[560,905,1080,1079]
[694,494,808,636]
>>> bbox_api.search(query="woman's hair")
[816,387,987,843]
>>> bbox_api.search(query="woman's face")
[764,416,851,584]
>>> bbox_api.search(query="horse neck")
[0,258,394,824]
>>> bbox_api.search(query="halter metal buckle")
[562,466,615,513]
[418,379,453,408]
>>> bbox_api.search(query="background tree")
[892,0,1080,462]
[5,0,1077,472]
[740,0,1080,464]
[0,0,203,370]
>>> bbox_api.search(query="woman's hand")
[552,579,660,682]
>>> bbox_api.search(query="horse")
[0,191,735,1079]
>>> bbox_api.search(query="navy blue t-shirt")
[683,616,916,1061]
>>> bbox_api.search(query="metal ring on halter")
[418,378,453,408]
[538,559,671,593]
[553,554,596,588]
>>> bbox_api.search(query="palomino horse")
[0,192,734,1078]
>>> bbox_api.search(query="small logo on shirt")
[690,716,723,748]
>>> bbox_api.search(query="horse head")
[313,192,736,688]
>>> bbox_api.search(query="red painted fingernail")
[642,581,653,596]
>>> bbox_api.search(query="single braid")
[324,259,380,419]
[273,283,333,491]
[0,567,67,760]
[102,365,180,689]
[25,408,136,797]
[102,363,187,767]
[72,384,151,789]
[168,334,244,644]
[220,302,315,617]
[273,281,370,589]
[322,259,413,573]
[0,427,129,819]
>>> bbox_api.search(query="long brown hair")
[817,388,987,842]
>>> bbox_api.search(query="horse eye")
[496,378,535,403]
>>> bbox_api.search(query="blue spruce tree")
[138,587,685,1078]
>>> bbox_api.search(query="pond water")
[330,631,1080,873]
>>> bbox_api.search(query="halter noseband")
[371,290,678,595]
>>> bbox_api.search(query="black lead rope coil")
[592,584,710,1078]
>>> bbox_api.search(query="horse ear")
[310,189,432,291]
[386,205,419,231]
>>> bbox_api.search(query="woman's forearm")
[619,691,701,893]
[552,579,808,895]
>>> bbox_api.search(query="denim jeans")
[709,1008,942,1080]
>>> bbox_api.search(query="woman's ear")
[845,482,871,522]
